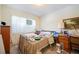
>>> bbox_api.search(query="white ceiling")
[6,4,79,17]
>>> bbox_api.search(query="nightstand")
[58,35,71,53]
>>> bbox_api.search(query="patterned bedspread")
[19,34,54,54]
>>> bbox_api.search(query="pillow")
[24,33,37,38]
[39,32,51,37]
[53,31,59,37]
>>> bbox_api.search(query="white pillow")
[39,32,51,36]
[24,33,37,38]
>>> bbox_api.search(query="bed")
[19,33,54,54]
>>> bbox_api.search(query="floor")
[10,43,20,54]
[10,43,79,54]
[10,43,56,54]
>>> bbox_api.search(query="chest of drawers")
[58,35,71,53]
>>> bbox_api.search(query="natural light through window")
[12,16,36,33]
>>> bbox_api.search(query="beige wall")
[1,5,41,44]
[0,5,5,53]
[1,5,41,29]
[41,6,79,32]
[0,5,1,19]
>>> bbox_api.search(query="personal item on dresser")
[1,22,6,25]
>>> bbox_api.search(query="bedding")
[19,33,54,54]
[39,32,51,37]
[23,33,37,38]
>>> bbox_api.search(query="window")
[12,16,36,33]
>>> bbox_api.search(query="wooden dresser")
[70,35,79,50]
[1,26,10,54]
[58,35,71,53]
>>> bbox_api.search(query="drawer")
[59,39,68,43]
[59,41,69,48]
[71,38,79,45]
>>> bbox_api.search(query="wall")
[0,5,1,19]
[0,5,1,33]
[0,5,5,53]
[1,5,41,29]
[0,5,1,20]
[41,6,79,32]
[1,5,41,44]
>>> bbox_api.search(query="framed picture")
[26,20,32,25]
[63,17,79,29]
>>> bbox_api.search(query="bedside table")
[58,35,71,53]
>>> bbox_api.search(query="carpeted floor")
[10,43,79,54]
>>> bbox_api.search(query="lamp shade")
[58,20,64,29]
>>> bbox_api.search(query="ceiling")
[6,4,78,17]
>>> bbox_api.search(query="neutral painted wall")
[1,5,41,29]
[0,5,1,19]
[1,5,41,45]
[41,6,79,32]
[0,5,1,20]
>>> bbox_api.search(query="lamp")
[58,20,64,33]
[34,4,44,6]
[33,4,47,8]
